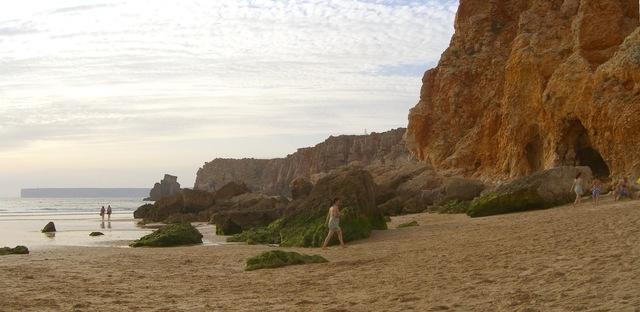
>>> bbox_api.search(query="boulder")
[0,246,29,256]
[440,177,486,203]
[89,232,104,237]
[136,189,215,223]
[290,177,313,200]
[213,182,250,201]
[245,250,327,271]
[210,193,288,235]
[41,222,56,233]
[146,174,181,201]
[130,223,203,247]
[133,204,154,219]
[468,166,593,218]
[230,167,387,247]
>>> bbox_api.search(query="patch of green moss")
[0,246,29,255]
[130,223,203,247]
[467,188,546,218]
[437,200,471,214]
[397,220,418,228]
[228,207,386,248]
[245,250,327,271]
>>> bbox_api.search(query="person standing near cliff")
[100,206,106,221]
[106,205,112,221]
[323,198,346,249]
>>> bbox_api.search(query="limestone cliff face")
[406,0,640,181]
[194,128,415,196]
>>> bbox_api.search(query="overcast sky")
[0,0,457,197]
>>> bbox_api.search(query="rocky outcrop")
[229,167,387,247]
[0,246,29,256]
[407,0,640,182]
[468,166,592,217]
[41,222,56,233]
[136,189,215,223]
[194,128,415,196]
[146,174,181,201]
[210,193,288,235]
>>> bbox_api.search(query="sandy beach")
[1,196,639,312]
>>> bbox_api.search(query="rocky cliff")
[146,174,181,201]
[406,0,640,181]
[195,128,416,196]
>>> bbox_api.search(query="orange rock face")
[406,0,640,181]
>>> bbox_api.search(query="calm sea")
[0,197,145,216]
[0,197,149,250]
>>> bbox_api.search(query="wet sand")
[1,196,639,311]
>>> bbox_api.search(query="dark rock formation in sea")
[41,222,56,233]
[146,174,181,201]
[0,246,29,256]
[406,0,640,182]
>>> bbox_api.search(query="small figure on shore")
[570,173,584,207]
[106,205,112,220]
[591,178,602,207]
[100,206,106,221]
[615,177,630,201]
[322,198,346,249]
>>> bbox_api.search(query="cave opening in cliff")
[525,133,543,173]
[560,119,611,180]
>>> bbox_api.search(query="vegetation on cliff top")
[245,250,327,271]
[130,223,203,247]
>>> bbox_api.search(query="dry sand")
[1,196,639,312]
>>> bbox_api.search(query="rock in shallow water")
[41,222,56,233]
[89,232,104,237]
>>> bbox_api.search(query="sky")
[0,0,458,197]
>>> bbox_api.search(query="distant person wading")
[100,206,106,221]
[323,198,346,249]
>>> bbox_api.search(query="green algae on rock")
[130,223,203,247]
[0,246,29,256]
[245,250,327,271]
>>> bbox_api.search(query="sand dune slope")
[1,197,639,311]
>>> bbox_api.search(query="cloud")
[0,0,458,194]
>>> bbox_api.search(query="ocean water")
[0,197,151,250]
[0,198,223,250]
[0,197,144,215]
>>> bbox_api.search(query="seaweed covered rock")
[0,246,29,256]
[245,250,327,271]
[230,167,387,247]
[210,193,288,235]
[468,166,593,218]
[130,223,203,247]
[89,232,104,237]
[41,222,56,233]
